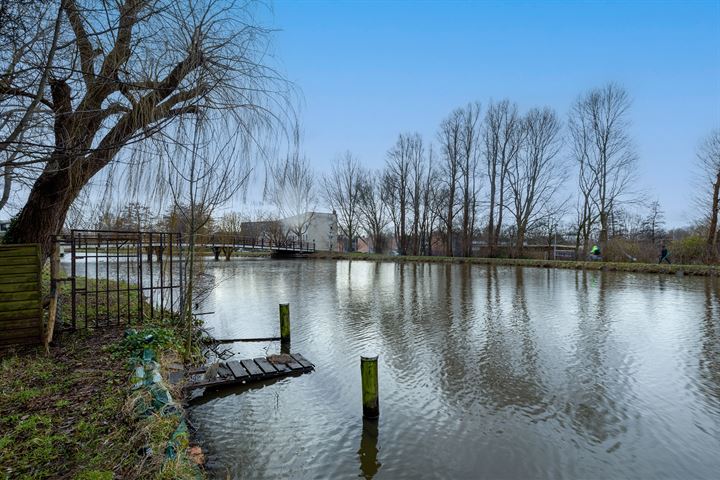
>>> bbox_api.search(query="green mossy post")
[361,356,379,418]
[279,303,290,353]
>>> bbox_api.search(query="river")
[186,259,720,479]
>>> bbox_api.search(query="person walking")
[658,244,671,264]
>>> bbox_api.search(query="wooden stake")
[279,303,290,340]
[279,303,290,353]
[361,356,379,418]
[44,241,60,354]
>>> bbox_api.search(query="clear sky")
[263,0,720,227]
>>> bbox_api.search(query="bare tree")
[420,145,440,255]
[570,119,599,257]
[267,140,317,241]
[408,137,426,255]
[164,115,252,353]
[696,128,720,260]
[2,0,287,258]
[216,211,244,259]
[322,151,363,251]
[642,200,665,244]
[358,169,390,254]
[459,102,482,257]
[568,83,638,254]
[483,100,523,255]
[507,107,565,257]
[437,110,463,256]
[384,133,421,255]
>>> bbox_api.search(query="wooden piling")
[279,303,290,353]
[361,356,379,418]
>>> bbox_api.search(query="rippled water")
[188,259,720,479]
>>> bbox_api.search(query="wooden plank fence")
[0,244,42,346]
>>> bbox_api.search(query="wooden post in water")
[361,356,379,418]
[279,303,290,354]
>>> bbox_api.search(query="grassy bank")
[311,251,719,276]
[1,274,203,480]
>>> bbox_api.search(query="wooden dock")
[185,353,314,391]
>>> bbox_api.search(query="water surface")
[189,259,720,479]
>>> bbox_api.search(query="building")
[280,211,337,251]
[240,211,338,252]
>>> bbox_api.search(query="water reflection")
[701,280,720,413]
[357,419,381,479]
[187,259,720,479]
[475,267,547,412]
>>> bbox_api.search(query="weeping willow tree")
[160,113,255,355]
[1,0,290,259]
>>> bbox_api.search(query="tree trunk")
[445,220,453,257]
[5,167,79,259]
[707,175,720,262]
[516,226,525,258]
[599,211,609,257]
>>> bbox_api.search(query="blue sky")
[263,0,720,227]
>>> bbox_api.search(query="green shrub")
[670,235,706,264]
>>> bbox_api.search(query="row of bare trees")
[322,96,574,257]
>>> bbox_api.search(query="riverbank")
[311,251,719,276]
[0,275,204,479]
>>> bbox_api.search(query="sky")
[260,0,720,227]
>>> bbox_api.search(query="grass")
[1,330,136,479]
[1,271,203,480]
[311,251,719,276]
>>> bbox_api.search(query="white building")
[281,211,337,251]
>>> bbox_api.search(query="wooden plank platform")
[185,353,314,391]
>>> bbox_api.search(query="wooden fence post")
[45,241,60,353]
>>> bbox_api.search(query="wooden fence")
[0,244,42,346]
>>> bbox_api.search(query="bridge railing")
[197,234,315,252]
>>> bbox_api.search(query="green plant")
[670,235,706,264]
[112,328,179,359]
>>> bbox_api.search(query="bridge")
[62,230,316,263]
[200,235,316,260]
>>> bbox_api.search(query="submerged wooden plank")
[186,353,315,392]
[273,363,291,373]
[227,361,250,380]
[217,364,233,379]
[290,353,313,369]
[240,359,264,377]
[287,361,304,371]
[253,357,278,375]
